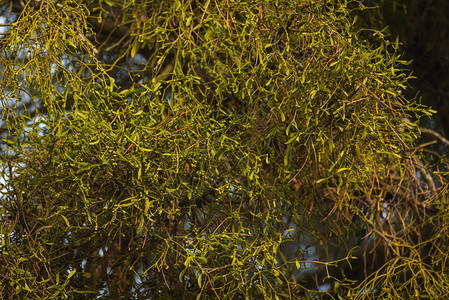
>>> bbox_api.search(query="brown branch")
[87,17,131,44]
[420,127,449,147]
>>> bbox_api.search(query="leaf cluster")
[0,0,447,299]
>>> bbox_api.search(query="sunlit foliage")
[0,0,448,299]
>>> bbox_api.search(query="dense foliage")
[0,0,448,299]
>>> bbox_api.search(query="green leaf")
[61,215,71,227]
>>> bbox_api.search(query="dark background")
[376,0,449,137]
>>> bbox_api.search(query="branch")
[87,17,131,44]
[419,127,449,147]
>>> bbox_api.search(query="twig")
[420,127,449,147]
